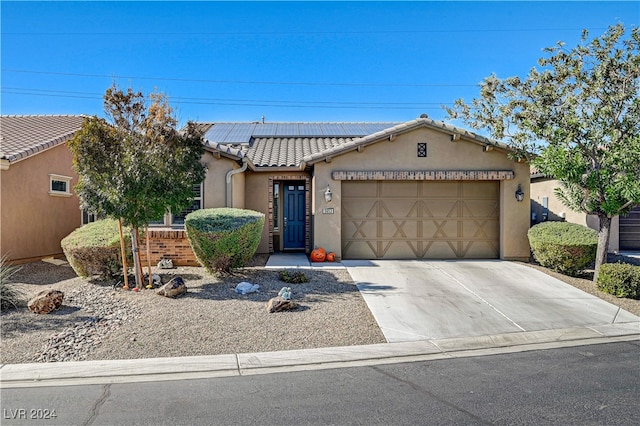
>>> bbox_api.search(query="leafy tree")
[69,85,205,288]
[446,24,640,281]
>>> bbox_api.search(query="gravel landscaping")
[2,254,638,365]
[1,255,385,364]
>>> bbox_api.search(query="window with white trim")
[49,174,72,197]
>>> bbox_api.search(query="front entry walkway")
[265,252,345,269]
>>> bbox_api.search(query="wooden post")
[145,226,152,288]
[118,218,129,290]
[135,227,144,289]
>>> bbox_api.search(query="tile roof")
[199,118,515,170]
[248,137,356,168]
[199,121,401,168]
[1,115,86,163]
[203,122,400,145]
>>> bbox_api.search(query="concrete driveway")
[344,260,640,343]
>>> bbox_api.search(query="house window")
[49,174,72,197]
[82,210,99,225]
[273,183,280,232]
[171,184,203,225]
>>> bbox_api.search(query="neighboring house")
[1,115,87,263]
[164,117,531,262]
[530,173,640,252]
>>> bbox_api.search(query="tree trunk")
[118,218,129,289]
[130,227,143,289]
[593,213,612,283]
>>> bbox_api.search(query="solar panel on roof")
[253,123,279,136]
[204,121,402,143]
[223,124,256,144]
[204,123,235,143]
[277,123,299,136]
[319,123,345,136]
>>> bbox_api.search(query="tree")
[446,24,640,281]
[69,85,206,288]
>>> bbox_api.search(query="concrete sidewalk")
[2,326,638,388]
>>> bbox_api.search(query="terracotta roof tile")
[248,136,356,167]
[1,115,86,163]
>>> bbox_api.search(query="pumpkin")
[325,252,336,262]
[310,247,326,262]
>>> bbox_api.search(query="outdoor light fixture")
[324,185,333,203]
[515,184,524,202]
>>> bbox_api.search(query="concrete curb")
[2,324,638,388]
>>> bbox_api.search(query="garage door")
[341,181,499,259]
[620,205,640,251]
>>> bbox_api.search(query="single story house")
[147,117,531,263]
[1,115,87,263]
[531,174,640,252]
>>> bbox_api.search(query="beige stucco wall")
[312,126,531,260]
[202,153,245,209]
[1,143,82,263]
[530,178,619,252]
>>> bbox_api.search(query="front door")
[283,183,305,250]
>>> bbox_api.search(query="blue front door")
[283,183,305,250]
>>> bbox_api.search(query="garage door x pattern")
[341,181,499,259]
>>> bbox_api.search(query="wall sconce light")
[324,185,333,203]
[515,184,524,202]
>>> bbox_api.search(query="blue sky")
[2,1,638,126]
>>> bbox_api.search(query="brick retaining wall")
[139,228,200,267]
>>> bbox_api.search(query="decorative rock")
[157,258,174,269]
[28,289,64,314]
[278,286,292,300]
[266,296,299,313]
[156,276,187,298]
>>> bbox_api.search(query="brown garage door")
[620,205,640,251]
[341,181,499,259]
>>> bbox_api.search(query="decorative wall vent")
[417,143,427,158]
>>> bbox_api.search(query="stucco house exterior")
[530,174,640,252]
[160,117,531,263]
[1,115,86,263]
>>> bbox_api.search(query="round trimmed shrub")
[185,208,265,273]
[61,218,132,278]
[597,263,640,299]
[528,221,597,276]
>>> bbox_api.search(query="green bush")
[61,219,132,278]
[528,221,598,276]
[597,263,640,299]
[185,208,265,273]
[0,255,26,311]
[280,270,309,284]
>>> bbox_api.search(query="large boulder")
[28,289,64,314]
[266,296,299,313]
[156,276,187,298]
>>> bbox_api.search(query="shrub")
[528,221,598,276]
[61,218,132,278]
[280,270,309,284]
[0,255,26,311]
[185,208,265,273]
[597,263,640,299]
